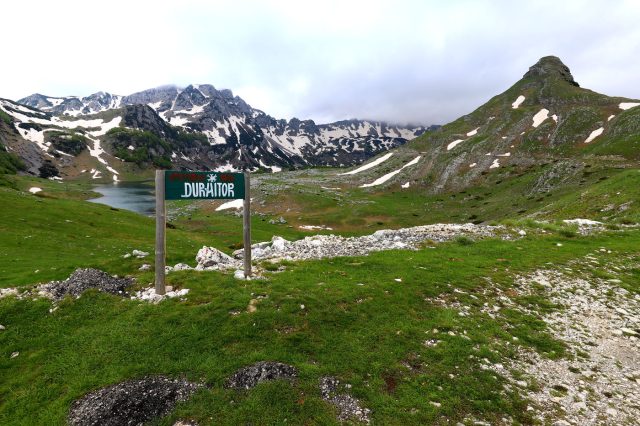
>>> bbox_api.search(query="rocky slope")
[339,56,640,193]
[0,85,435,180]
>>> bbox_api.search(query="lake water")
[89,182,156,216]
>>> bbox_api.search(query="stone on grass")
[132,250,149,258]
[39,268,133,300]
[225,361,297,390]
[319,376,371,423]
[195,246,237,270]
[68,376,201,426]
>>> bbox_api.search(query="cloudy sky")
[3,0,639,125]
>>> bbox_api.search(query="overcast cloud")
[3,0,640,125]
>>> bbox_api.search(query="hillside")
[336,56,640,195]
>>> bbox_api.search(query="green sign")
[164,171,245,200]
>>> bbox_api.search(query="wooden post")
[155,170,166,295]
[243,172,252,278]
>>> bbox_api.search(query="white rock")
[172,263,192,271]
[271,236,288,251]
[234,270,246,280]
[132,249,149,258]
[139,264,151,271]
[10,352,19,358]
[518,230,527,236]
[123,253,132,259]
[0,325,4,330]
[196,246,236,269]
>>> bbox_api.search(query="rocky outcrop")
[523,55,580,87]
[68,376,202,426]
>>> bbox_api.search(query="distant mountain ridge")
[0,84,436,180]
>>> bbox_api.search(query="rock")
[68,376,202,426]
[621,328,639,337]
[429,401,441,408]
[122,253,131,259]
[319,376,371,423]
[516,380,527,388]
[39,268,133,300]
[552,421,571,426]
[139,264,151,271]
[518,230,527,236]
[195,246,237,269]
[606,407,618,416]
[225,361,298,390]
[234,270,246,280]
[172,263,192,271]
[10,351,19,358]
[0,324,5,331]
[131,287,189,304]
[132,249,149,258]
[271,236,288,251]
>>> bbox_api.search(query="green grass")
[1,172,640,424]
[4,227,638,425]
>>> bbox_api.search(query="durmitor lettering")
[181,182,235,198]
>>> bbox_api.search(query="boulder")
[195,246,236,269]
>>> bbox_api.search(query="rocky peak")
[121,105,174,137]
[523,56,579,87]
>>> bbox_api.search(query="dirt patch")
[225,361,298,390]
[68,376,202,426]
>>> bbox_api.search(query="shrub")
[455,236,474,246]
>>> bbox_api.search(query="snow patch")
[360,156,421,188]
[490,159,500,169]
[512,95,525,109]
[552,114,558,123]
[299,225,333,231]
[497,152,511,157]
[339,152,393,176]
[532,108,549,128]
[28,187,42,194]
[619,102,640,110]
[563,219,602,226]
[469,163,477,168]
[466,127,479,137]
[401,182,410,189]
[215,199,244,211]
[608,114,615,121]
[447,139,464,151]
[584,127,604,144]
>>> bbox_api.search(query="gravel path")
[484,250,640,425]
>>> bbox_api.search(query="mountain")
[340,56,640,193]
[0,85,436,180]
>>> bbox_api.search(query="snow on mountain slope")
[13,84,436,177]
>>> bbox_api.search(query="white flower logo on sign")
[207,174,217,183]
